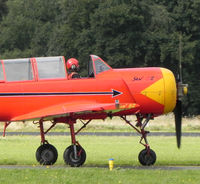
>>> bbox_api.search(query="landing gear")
[121,114,157,166]
[138,149,156,166]
[64,119,87,167]
[63,145,86,167]
[35,119,58,165]
[35,118,87,167]
[34,114,156,167]
[36,144,58,165]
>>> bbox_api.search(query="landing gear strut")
[63,120,86,167]
[35,118,87,167]
[35,114,156,166]
[35,119,58,165]
[121,114,157,166]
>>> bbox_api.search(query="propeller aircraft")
[0,55,187,166]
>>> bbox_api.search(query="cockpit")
[0,55,112,82]
[0,56,66,82]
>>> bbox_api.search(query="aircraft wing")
[11,101,140,121]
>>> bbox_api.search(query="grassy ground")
[0,114,199,184]
[0,168,200,184]
[0,136,200,183]
[0,135,200,166]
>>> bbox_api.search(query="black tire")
[36,144,58,165]
[63,145,86,167]
[138,148,156,166]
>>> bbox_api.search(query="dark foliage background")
[0,0,199,115]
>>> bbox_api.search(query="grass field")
[0,135,200,166]
[0,168,200,184]
[0,114,200,184]
[0,135,200,183]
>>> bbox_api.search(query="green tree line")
[0,0,199,115]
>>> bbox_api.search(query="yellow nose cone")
[183,86,188,95]
[161,68,177,113]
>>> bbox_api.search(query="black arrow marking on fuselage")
[0,89,122,98]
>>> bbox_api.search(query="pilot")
[66,58,81,79]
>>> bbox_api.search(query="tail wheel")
[63,145,86,167]
[36,144,58,165]
[138,149,156,166]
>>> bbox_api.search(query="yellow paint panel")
[141,78,164,105]
[161,68,177,113]
[141,68,177,114]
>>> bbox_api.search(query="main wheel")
[138,148,156,166]
[63,145,86,167]
[36,144,58,165]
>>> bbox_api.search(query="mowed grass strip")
[0,135,199,166]
[0,168,200,184]
[0,136,200,183]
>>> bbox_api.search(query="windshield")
[88,55,112,77]
[94,59,111,75]
[88,57,94,77]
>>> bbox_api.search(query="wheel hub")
[41,149,54,161]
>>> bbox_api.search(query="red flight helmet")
[67,58,79,71]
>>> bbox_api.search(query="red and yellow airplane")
[0,55,187,166]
